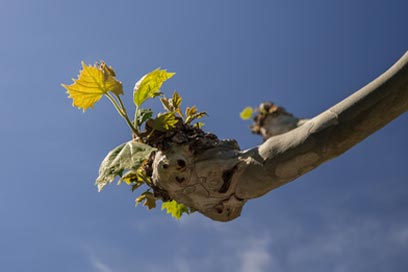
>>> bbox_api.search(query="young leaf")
[160,91,183,117]
[136,192,157,209]
[120,167,152,191]
[62,61,123,111]
[161,200,189,219]
[160,97,174,112]
[240,107,253,120]
[99,61,117,77]
[171,91,184,118]
[185,106,197,117]
[171,91,182,111]
[137,108,153,127]
[133,68,175,107]
[96,140,157,192]
[185,106,207,124]
[195,122,205,128]
[120,171,138,186]
[152,112,178,132]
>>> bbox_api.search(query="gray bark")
[152,52,408,222]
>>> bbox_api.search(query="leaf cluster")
[62,61,205,219]
[133,69,207,138]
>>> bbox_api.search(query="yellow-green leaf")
[240,107,253,120]
[185,105,207,124]
[152,112,178,132]
[119,171,137,185]
[119,167,151,190]
[161,200,189,219]
[160,91,183,117]
[133,68,175,107]
[62,61,123,111]
[119,171,144,192]
[136,192,157,210]
[171,91,182,111]
[185,106,197,117]
[195,122,205,128]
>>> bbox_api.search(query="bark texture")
[152,52,408,221]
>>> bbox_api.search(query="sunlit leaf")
[161,200,189,219]
[191,112,207,121]
[160,91,183,117]
[172,91,184,118]
[171,91,182,111]
[185,106,197,117]
[133,68,175,107]
[185,105,207,124]
[136,192,157,209]
[62,61,123,111]
[240,107,253,120]
[96,140,156,192]
[152,112,178,132]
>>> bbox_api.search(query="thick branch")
[152,52,408,221]
[236,51,408,199]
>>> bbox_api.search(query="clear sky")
[1,1,407,271]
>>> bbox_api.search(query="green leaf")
[152,112,178,132]
[161,200,189,219]
[62,61,123,111]
[133,68,175,107]
[137,108,153,127]
[136,192,157,210]
[96,141,157,192]
[240,107,253,120]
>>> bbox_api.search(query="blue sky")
[0,1,407,271]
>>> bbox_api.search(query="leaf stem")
[134,106,140,129]
[115,94,140,136]
[105,93,139,136]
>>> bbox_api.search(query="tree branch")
[152,52,408,221]
[236,51,408,199]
